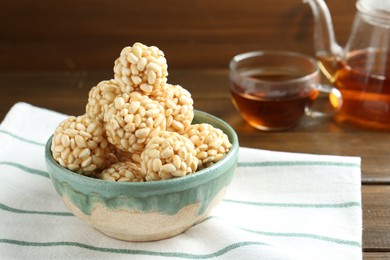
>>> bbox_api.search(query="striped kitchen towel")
[0,102,362,259]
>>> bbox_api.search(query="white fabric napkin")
[0,102,362,260]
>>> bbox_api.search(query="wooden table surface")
[0,69,389,259]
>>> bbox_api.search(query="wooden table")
[0,69,389,259]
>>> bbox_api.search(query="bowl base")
[61,187,227,242]
[96,222,196,242]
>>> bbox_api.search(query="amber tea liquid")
[230,69,319,130]
[319,49,390,129]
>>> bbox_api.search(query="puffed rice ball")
[184,123,232,169]
[51,115,112,175]
[151,84,194,133]
[104,92,166,153]
[140,131,199,181]
[86,79,122,120]
[114,42,168,94]
[99,162,144,182]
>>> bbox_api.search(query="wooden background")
[0,0,356,71]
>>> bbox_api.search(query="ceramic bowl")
[45,110,239,242]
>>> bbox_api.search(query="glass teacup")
[229,51,341,131]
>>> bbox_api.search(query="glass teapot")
[305,0,390,129]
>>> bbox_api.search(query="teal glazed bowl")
[45,110,239,242]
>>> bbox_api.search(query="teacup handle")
[305,84,342,118]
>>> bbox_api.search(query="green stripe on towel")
[0,203,72,216]
[240,229,361,247]
[0,130,45,146]
[223,199,362,208]
[238,161,360,168]
[0,161,49,178]
[0,239,269,258]
[198,217,361,248]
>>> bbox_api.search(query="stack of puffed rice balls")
[51,42,232,182]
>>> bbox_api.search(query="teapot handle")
[305,84,342,118]
[303,0,343,58]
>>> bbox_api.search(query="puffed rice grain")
[140,131,199,181]
[99,162,144,182]
[51,115,112,175]
[104,92,166,153]
[183,123,232,169]
[114,42,168,95]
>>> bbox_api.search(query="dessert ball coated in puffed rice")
[151,84,194,133]
[184,123,232,169]
[99,162,144,182]
[86,79,122,120]
[140,131,199,181]
[114,42,168,95]
[51,115,112,175]
[104,92,166,153]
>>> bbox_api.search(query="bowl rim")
[45,110,239,195]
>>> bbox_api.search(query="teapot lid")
[357,0,390,20]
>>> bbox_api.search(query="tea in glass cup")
[229,51,339,131]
